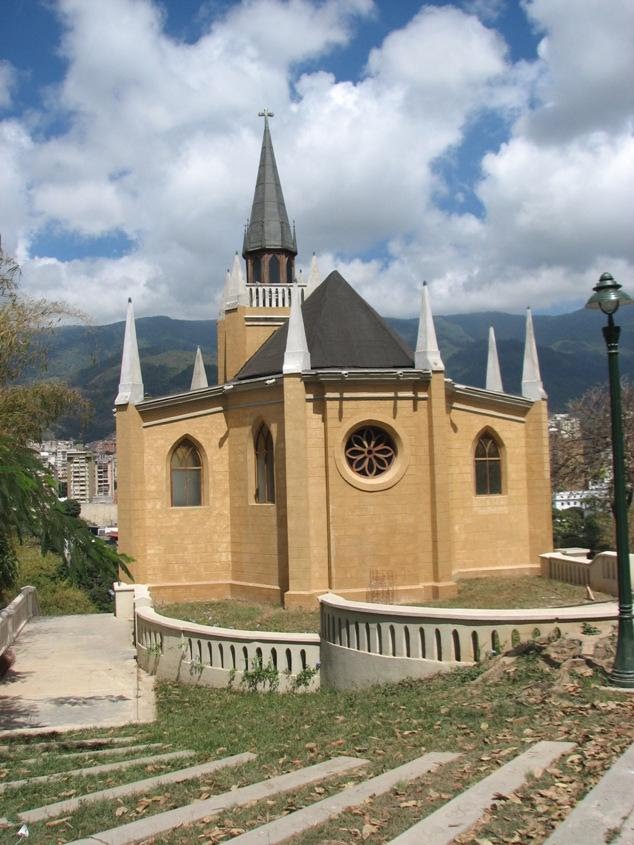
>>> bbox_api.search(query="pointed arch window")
[255,424,275,503]
[269,255,280,284]
[171,439,202,507]
[474,434,502,495]
[252,256,262,284]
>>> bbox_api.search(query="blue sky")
[0,0,632,322]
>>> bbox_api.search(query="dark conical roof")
[236,271,415,379]
[243,116,296,256]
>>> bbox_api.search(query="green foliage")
[552,507,612,553]
[552,507,587,548]
[0,532,18,601]
[14,543,96,615]
[0,243,131,605]
[241,657,280,692]
[290,664,319,691]
[582,622,600,636]
[0,435,130,607]
[59,498,81,518]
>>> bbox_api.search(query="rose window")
[345,426,396,478]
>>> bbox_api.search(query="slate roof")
[236,271,415,380]
[243,116,296,256]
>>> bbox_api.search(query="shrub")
[12,542,97,615]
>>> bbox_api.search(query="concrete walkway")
[0,614,155,735]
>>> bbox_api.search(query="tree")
[0,242,88,442]
[550,382,634,493]
[550,381,634,549]
[0,242,130,602]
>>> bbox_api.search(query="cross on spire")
[258,108,274,119]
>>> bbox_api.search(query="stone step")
[228,751,460,844]
[19,752,256,823]
[19,743,165,764]
[0,735,142,753]
[543,740,634,845]
[0,749,195,792]
[386,741,576,844]
[66,756,368,845]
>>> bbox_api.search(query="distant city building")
[67,449,96,504]
[553,483,609,512]
[34,437,117,504]
[39,439,74,480]
[548,413,581,438]
[94,454,117,502]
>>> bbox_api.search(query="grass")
[158,577,612,635]
[157,598,320,633]
[433,575,612,609]
[0,578,620,843]
[0,647,633,844]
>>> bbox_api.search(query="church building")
[115,115,552,608]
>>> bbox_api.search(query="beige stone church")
[116,115,552,608]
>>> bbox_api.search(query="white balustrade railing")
[318,592,617,689]
[541,550,632,596]
[130,583,619,694]
[245,283,306,309]
[0,586,39,656]
[135,605,320,692]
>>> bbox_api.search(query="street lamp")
[586,271,634,688]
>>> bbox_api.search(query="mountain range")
[40,306,634,442]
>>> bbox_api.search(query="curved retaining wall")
[127,585,619,693]
[319,592,618,690]
[136,605,320,692]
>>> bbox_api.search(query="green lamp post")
[586,271,634,687]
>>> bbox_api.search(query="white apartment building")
[67,449,96,504]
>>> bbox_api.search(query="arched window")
[474,433,502,495]
[252,256,262,284]
[255,424,275,503]
[269,255,280,284]
[170,439,202,506]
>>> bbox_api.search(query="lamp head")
[585,272,633,316]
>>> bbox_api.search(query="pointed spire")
[219,267,231,318]
[486,326,504,392]
[414,282,444,372]
[306,252,321,293]
[243,112,296,256]
[115,298,144,406]
[223,252,244,311]
[283,285,311,374]
[230,252,247,306]
[190,346,208,391]
[522,307,546,400]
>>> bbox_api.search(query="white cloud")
[523,0,634,141]
[0,61,16,109]
[0,0,632,328]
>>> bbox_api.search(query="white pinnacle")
[306,252,321,293]
[219,267,231,319]
[414,282,444,372]
[521,307,546,400]
[486,326,504,392]
[283,284,311,374]
[115,298,144,406]
[190,346,208,390]
[224,252,244,310]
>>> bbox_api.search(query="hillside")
[39,307,634,441]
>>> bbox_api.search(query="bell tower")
[243,109,297,286]
[217,111,304,383]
